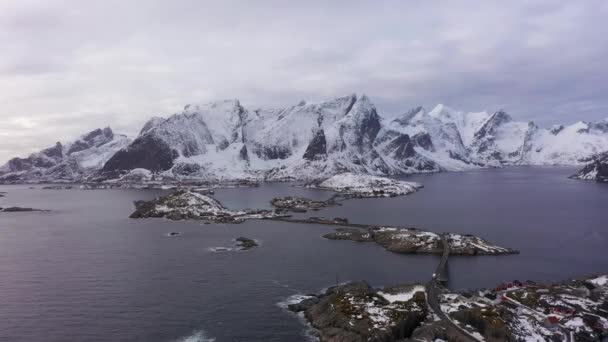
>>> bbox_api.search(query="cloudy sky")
[1,0,608,162]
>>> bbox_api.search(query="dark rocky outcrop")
[0,206,49,212]
[239,145,250,163]
[235,237,258,250]
[303,129,327,161]
[253,145,292,160]
[270,196,339,213]
[571,151,608,182]
[172,162,201,176]
[412,132,435,152]
[474,110,512,140]
[103,135,178,172]
[288,281,427,342]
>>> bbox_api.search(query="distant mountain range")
[2,94,607,183]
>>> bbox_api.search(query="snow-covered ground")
[313,173,422,197]
[438,274,608,341]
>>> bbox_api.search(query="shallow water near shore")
[0,167,607,342]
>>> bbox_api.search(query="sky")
[1,0,608,162]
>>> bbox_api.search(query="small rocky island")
[571,151,608,182]
[286,274,608,341]
[0,206,49,212]
[41,185,75,190]
[270,196,339,213]
[324,226,517,255]
[306,173,423,198]
[209,237,259,252]
[129,189,286,223]
[235,237,258,250]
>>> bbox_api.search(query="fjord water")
[0,167,607,342]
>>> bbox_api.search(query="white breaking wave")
[276,293,316,310]
[173,329,215,342]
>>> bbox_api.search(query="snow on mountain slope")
[92,95,608,181]
[524,121,608,165]
[0,127,130,183]
[2,94,607,183]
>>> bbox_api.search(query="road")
[425,234,481,342]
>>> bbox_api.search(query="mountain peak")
[393,106,425,125]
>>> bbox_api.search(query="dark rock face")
[572,151,608,182]
[551,125,564,135]
[172,163,201,176]
[239,145,250,162]
[303,129,327,161]
[412,132,434,152]
[103,134,178,172]
[591,120,608,133]
[41,142,63,159]
[253,145,292,160]
[6,157,33,172]
[384,134,416,159]
[377,132,437,172]
[347,103,382,155]
[474,110,512,140]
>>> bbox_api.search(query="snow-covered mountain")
[2,94,608,183]
[0,127,130,183]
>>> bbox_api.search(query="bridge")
[426,233,480,342]
[433,233,449,284]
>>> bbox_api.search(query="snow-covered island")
[284,274,608,341]
[571,151,608,182]
[307,173,423,198]
[129,189,286,223]
[323,226,517,255]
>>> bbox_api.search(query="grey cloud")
[1,0,608,163]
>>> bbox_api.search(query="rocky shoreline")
[285,274,608,341]
[287,281,429,342]
[129,189,287,223]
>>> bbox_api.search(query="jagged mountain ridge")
[0,127,130,182]
[2,94,608,183]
